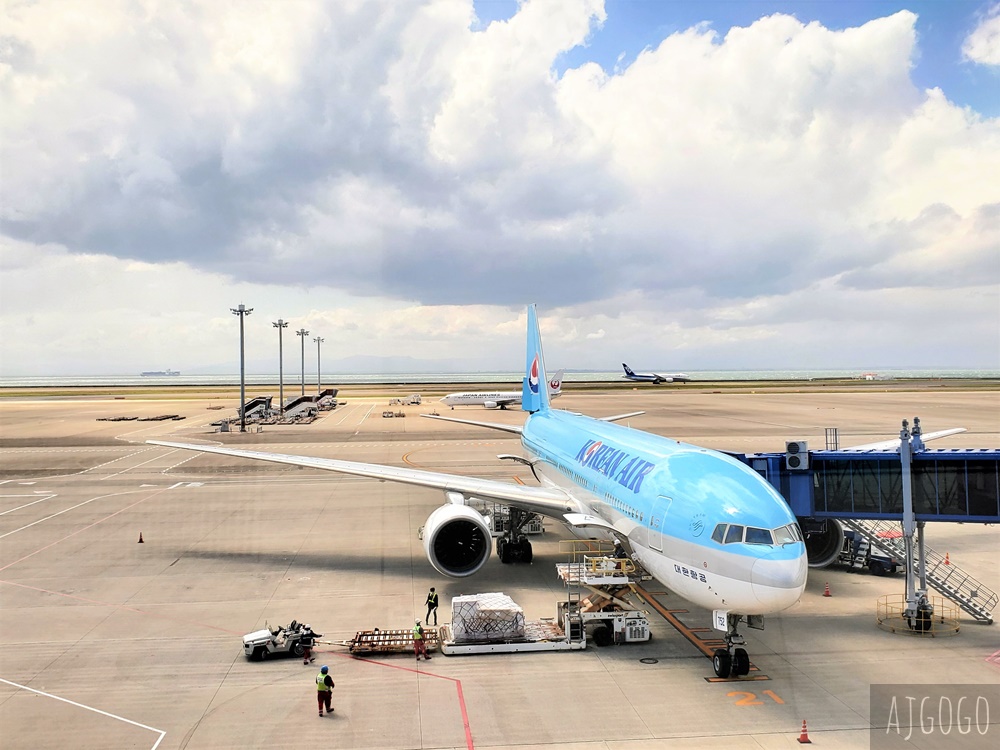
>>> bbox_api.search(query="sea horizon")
[2,367,998,389]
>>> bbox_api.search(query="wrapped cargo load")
[450,592,526,642]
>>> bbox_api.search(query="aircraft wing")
[147,440,575,518]
[842,428,967,452]
[420,414,522,434]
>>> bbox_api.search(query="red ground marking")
[987,649,1000,670]
[2,487,476,746]
[347,654,475,750]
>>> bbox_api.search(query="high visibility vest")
[427,592,438,607]
[413,625,423,640]
[317,673,330,692]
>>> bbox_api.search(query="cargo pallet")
[331,628,439,655]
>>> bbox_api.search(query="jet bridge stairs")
[840,518,997,624]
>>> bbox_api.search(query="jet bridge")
[734,419,1000,624]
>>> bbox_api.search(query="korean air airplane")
[622,363,690,383]
[149,305,806,678]
[440,369,564,409]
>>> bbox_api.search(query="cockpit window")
[711,524,727,543]
[745,527,773,545]
[724,525,744,544]
[772,524,799,545]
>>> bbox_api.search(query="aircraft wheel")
[712,648,732,678]
[733,648,750,677]
[592,624,612,647]
[520,539,533,563]
[498,539,513,564]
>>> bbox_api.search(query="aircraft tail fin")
[622,363,635,377]
[548,369,565,397]
[521,305,550,413]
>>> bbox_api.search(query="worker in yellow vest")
[316,665,334,717]
[413,620,431,661]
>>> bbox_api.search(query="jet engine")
[422,504,493,577]
[483,401,499,410]
[802,518,844,568]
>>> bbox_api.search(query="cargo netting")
[450,592,526,642]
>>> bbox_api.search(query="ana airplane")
[622,363,690,383]
[149,306,806,679]
[440,369,564,409]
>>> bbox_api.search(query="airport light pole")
[231,304,253,432]
[296,328,310,396]
[314,336,325,395]
[273,319,288,416]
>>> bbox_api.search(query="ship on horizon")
[140,369,181,377]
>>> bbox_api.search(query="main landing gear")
[497,507,533,564]
[712,613,752,678]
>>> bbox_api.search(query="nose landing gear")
[713,613,753,678]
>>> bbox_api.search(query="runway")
[1,386,998,749]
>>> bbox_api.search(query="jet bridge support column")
[900,418,932,628]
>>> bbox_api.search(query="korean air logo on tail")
[528,356,540,394]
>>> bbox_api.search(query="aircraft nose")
[751,548,808,609]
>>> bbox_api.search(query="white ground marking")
[0,493,57,516]
[0,678,165,749]
[357,404,375,425]
[0,491,138,540]
[98,450,173,481]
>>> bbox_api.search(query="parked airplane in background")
[440,370,564,409]
[622,363,690,383]
[150,306,806,679]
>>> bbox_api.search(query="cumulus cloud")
[1,0,998,373]
[963,3,1000,65]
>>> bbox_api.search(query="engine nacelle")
[802,518,844,568]
[483,401,499,409]
[422,504,492,577]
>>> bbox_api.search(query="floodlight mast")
[231,304,253,432]
[296,328,310,396]
[273,319,288,416]
[314,337,325,395]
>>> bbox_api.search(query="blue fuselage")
[521,409,807,614]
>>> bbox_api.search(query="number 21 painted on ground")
[727,690,785,706]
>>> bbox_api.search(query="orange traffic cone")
[944,553,950,565]
[138,532,144,543]
[823,582,831,597]
[797,719,812,743]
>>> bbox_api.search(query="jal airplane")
[149,305,806,679]
[622,363,690,383]
[440,369,564,409]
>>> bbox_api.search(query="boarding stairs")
[841,519,997,623]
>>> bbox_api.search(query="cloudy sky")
[2,0,998,376]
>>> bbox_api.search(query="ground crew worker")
[300,624,321,664]
[413,620,431,661]
[316,665,334,716]
[425,587,439,625]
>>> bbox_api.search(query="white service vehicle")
[243,620,315,660]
